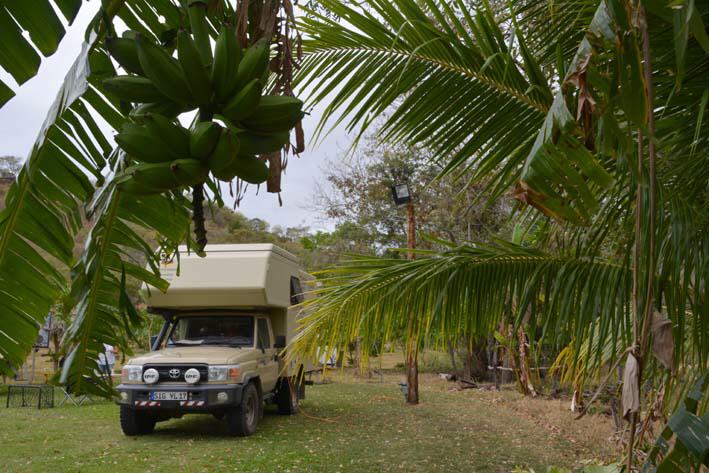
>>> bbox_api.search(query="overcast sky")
[0,4,353,232]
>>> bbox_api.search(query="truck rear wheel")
[225,382,260,436]
[120,406,156,436]
[276,377,299,415]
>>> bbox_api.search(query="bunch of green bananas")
[104,1,304,194]
[114,114,280,194]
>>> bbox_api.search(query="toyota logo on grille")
[168,368,181,379]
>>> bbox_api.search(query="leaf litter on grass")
[0,374,615,472]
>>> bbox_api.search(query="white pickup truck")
[116,244,311,436]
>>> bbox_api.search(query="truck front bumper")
[116,383,244,411]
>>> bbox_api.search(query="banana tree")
[0,0,304,396]
[287,0,708,465]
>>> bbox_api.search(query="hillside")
[0,173,335,275]
[0,176,12,210]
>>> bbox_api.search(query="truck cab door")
[256,317,279,393]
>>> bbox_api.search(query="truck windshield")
[167,316,254,347]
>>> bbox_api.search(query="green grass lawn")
[0,375,615,472]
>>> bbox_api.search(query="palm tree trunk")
[447,340,458,378]
[492,339,501,390]
[506,324,524,392]
[405,340,419,404]
[462,342,474,381]
[517,329,537,397]
[627,7,657,469]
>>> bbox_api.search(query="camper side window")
[257,318,271,349]
[290,276,304,305]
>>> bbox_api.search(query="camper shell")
[116,244,310,437]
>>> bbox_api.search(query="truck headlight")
[143,368,159,384]
[184,368,201,384]
[208,365,240,382]
[121,365,143,383]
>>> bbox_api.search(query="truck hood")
[129,346,249,365]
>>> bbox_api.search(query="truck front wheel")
[276,377,299,415]
[225,382,260,436]
[120,406,156,436]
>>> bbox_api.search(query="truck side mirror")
[275,335,286,349]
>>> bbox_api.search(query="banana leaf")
[644,374,709,472]
[60,173,189,396]
[0,0,85,107]
[0,36,107,372]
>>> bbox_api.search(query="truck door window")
[257,318,271,349]
[290,277,304,304]
[167,316,254,347]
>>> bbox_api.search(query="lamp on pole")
[391,182,418,405]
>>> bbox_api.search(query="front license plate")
[149,391,188,401]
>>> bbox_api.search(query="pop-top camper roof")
[145,244,302,310]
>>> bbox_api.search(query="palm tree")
[286,0,707,466]
[0,0,301,396]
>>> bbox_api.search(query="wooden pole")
[406,202,416,260]
[405,201,419,405]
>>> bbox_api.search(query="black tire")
[225,383,260,437]
[276,377,299,415]
[120,406,156,436]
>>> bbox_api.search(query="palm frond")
[287,242,632,371]
[296,0,553,200]
[511,0,598,67]
[553,305,705,395]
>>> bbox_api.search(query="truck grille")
[143,364,209,383]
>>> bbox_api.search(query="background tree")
[0,157,21,209]
[315,137,510,251]
[0,156,22,178]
